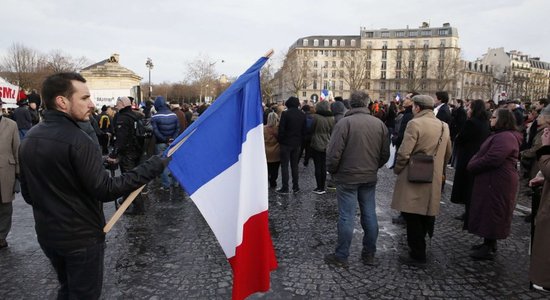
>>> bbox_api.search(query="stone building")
[456,60,494,101]
[478,48,550,102]
[81,53,142,108]
[273,22,461,103]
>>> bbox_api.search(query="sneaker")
[324,253,349,268]
[361,252,375,266]
[276,188,291,194]
[312,189,326,195]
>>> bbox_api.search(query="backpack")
[129,114,153,149]
[98,114,110,130]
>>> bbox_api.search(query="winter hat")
[412,95,435,108]
[285,96,300,108]
[116,96,132,110]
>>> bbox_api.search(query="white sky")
[2,0,548,83]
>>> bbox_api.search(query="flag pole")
[104,49,275,233]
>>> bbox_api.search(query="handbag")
[407,122,444,183]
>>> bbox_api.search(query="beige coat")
[264,125,280,163]
[530,146,550,288]
[391,110,452,216]
[0,117,20,203]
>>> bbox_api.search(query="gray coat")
[326,107,390,184]
[0,117,20,203]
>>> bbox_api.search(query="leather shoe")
[324,253,349,268]
[398,254,426,266]
[470,245,494,260]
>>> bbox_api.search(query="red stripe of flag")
[228,210,278,300]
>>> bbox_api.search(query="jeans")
[311,149,326,190]
[156,143,172,188]
[40,242,105,300]
[279,144,301,190]
[335,182,378,260]
[18,129,29,140]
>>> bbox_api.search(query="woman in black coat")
[450,99,491,230]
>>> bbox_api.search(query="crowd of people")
[262,93,550,292]
[1,72,549,297]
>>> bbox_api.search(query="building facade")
[456,60,494,101]
[273,22,461,103]
[478,48,550,102]
[81,54,142,108]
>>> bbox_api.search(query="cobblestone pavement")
[0,165,547,299]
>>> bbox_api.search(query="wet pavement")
[0,165,547,299]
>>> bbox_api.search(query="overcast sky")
[2,0,548,83]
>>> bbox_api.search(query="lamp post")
[145,58,154,100]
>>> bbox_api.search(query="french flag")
[167,56,278,300]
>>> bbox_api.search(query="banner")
[0,77,20,108]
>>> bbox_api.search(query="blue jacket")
[151,97,179,143]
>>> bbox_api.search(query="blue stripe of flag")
[167,57,268,195]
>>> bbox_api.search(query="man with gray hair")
[324,91,390,267]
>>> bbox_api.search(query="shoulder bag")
[407,122,444,183]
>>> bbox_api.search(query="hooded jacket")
[151,97,179,143]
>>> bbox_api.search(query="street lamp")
[145,58,154,100]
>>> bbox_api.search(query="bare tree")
[398,47,426,93]
[280,49,313,96]
[1,43,47,89]
[184,53,219,103]
[260,61,275,104]
[46,49,91,73]
[342,50,369,91]
[433,48,462,95]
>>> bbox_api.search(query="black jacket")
[436,103,452,125]
[394,106,413,150]
[278,107,306,147]
[19,110,164,249]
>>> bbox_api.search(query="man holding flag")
[167,52,278,300]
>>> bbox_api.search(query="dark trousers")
[311,149,327,190]
[119,151,145,212]
[280,144,301,190]
[300,138,312,166]
[402,212,435,260]
[98,133,109,155]
[40,242,105,300]
[267,162,280,188]
[0,202,13,239]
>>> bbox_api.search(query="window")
[324,61,328,67]
[408,71,414,78]
[339,81,344,90]
[382,42,388,49]
[421,61,428,68]
[367,51,372,59]
[332,51,337,57]
[421,70,427,79]
[351,39,356,47]
[380,81,386,90]
[396,31,405,37]
[382,51,387,59]
[439,39,446,47]
[397,41,403,48]
[396,61,402,69]
[351,50,355,57]
[331,71,336,78]
[395,82,401,90]
[302,91,307,97]
[340,39,346,46]
[331,81,336,90]
[381,71,386,79]
[439,49,445,59]
[381,61,387,70]
[409,41,416,48]
[366,61,371,69]
[350,61,355,68]
[396,71,401,79]
[438,29,449,36]
[314,39,319,46]
[314,50,318,56]
[366,81,371,90]
[314,61,318,67]
[324,39,329,47]
[381,31,390,38]
[409,61,415,68]
[313,80,317,89]
[339,70,344,78]
[409,31,418,37]
[302,81,307,89]
[303,39,308,46]
[396,51,402,60]
[421,30,431,36]
[423,40,429,48]
[332,61,336,68]
[324,71,328,78]
[365,32,374,38]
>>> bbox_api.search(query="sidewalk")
[0,166,545,299]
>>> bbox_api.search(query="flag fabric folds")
[167,56,278,300]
